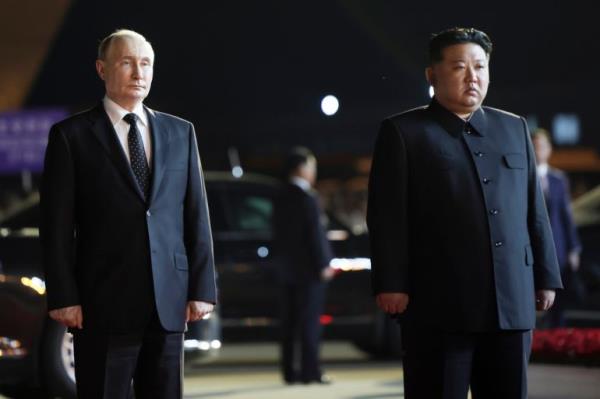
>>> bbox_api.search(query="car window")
[227,193,273,232]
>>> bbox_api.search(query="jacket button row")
[489,209,499,215]
[474,151,484,157]
[483,178,492,184]
[494,241,504,247]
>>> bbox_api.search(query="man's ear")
[425,67,435,85]
[96,60,106,81]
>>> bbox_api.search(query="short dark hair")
[531,128,552,144]
[428,27,492,65]
[283,147,315,178]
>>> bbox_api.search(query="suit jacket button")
[474,151,484,157]
[483,178,491,184]
[146,210,152,217]
[489,209,499,215]
[494,241,503,247]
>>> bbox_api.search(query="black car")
[0,172,397,397]
[203,172,390,348]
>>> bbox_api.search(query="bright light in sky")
[321,95,339,116]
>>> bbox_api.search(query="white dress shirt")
[537,163,549,194]
[290,176,311,192]
[103,96,153,167]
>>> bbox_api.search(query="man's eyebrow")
[448,58,487,63]
[120,55,153,62]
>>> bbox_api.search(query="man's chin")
[462,97,482,109]
[124,92,148,102]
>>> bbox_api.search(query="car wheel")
[354,311,402,359]
[40,320,76,399]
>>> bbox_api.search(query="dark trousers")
[279,281,326,382]
[401,321,531,399]
[73,313,183,399]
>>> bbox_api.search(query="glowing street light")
[321,95,339,116]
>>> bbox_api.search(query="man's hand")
[49,305,83,329]
[569,251,581,272]
[321,266,336,281]
[376,293,409,315]
[186,301,214,322]
[535,290,556,311]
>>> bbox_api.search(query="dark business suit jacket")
[41,103,217,333]
[273,182,333,283]
[367,99,562,332]
[544,169,581,269]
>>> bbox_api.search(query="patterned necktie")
[123,113,151,200]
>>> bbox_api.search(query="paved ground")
[2,342,599,398]
[182,342,600,399]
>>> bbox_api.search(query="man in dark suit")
[273,147,335,385]
[367,28,562,399]
[40,29,216,399]
[532,128,582,327]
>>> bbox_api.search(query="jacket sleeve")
[304,193,334,272]
[40,125,79,310]
[523,117,563,290]
[367,119,410,295]
[184,124,217,303]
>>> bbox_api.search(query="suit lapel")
[88,104,146,202]
[146,107,169,205]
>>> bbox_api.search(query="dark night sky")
[26,1,600,166]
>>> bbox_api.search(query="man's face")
[299,157,317,186]
[96,36,154,110]
[426,43,489,118]
[533,135,552,165]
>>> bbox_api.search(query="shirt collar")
[103,96,152,127]
[290,176,311,192]
[428,97,487,137]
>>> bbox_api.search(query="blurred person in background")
[532,128,582,327]
[367,27,562,399]
[273,147,336,385]
[41,29,216,399]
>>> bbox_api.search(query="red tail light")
[319,314,333,325]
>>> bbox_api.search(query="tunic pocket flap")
[504,153,526,169]
[174,253,189,270]
[525,244,534,266]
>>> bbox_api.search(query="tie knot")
[123,113,138,126]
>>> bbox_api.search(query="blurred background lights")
[231,166,244,178]
[257,246,269,258]
[321,95,339,116]
[552,113,581,145]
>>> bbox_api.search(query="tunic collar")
[428,97,488,137]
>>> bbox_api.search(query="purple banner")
[0,108,68,173]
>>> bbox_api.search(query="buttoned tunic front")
[367,99,563,332]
